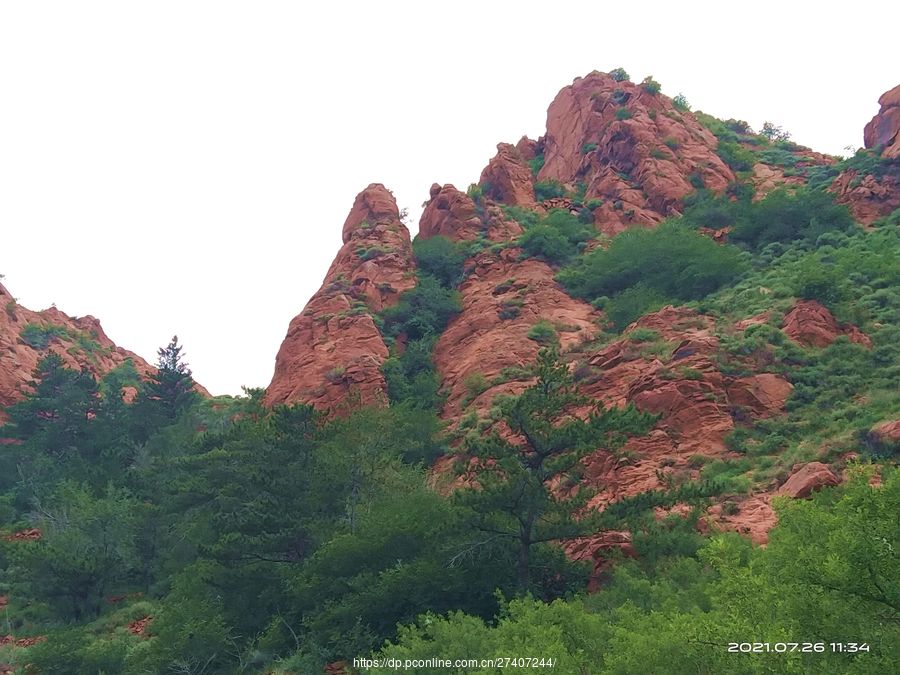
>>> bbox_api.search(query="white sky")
[1,1,898,395]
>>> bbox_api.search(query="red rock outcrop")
[706,495,777,545]
[565,530,636,591]
[479,143,536,207]
[264,184,415,411]
[431,248,600,420]
[831,168,900,225]
[0,282,156,421]
[726,374,793,418]
[782,299,871,349]
[418,183,484,241]
[829,84,900,224]
[776,462,840,499]
[538,71,734,235]
[869,419,900,445]
[864,84,900,159]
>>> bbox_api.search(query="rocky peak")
[537,71,735,235]
[0,285,156,417]
[864,84,900,159]
[265,184,415,411]
[479,142,536,207]
[418,184,483,242]
[341,183,404,243]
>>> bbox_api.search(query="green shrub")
[581,142,598,154]
[533,180,566,201]
[518,209,594,266]
[381,276,461,341]
[663,136,680,150]
[730,187,855,249]
[559,222,748,305]
[615,107,633,121]
[627,328,660,343]
[413,235,468,288]
[528,153,545,177]
[526,321,558,346]
[20,323,69,350]
[672,93,690,111]
[605,284,669,330]
[641,76,661,94]
[466,183,484,201]
[716,140,756,172]
[609,67,630,82]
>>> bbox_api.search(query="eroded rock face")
[830,84,900,225]
[432,248,599,420]
[776,462,839,499]
[782,300,871,349]
[538,71,734,235]
[831,169,900,225]
[727,374,793,418]
[418,184,483,241]
[0,282,156,420]
[479,143,536,207]
[264,184,415,412]
[864,84,900,159]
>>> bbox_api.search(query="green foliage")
[6,483,143,621]
[730,186,855,249]
[559,222,747,329]
[377,471,900,674]
[380,269,461,409]
[716,139,756,172]
[132,336,199,442]
[641,75,661,94]
[609,67,630,82]
[528,152,545,177]
[413,235,468,288]
[615,106,633,121]
[627,327,660,343]
[466,183,484,201]
[20,322,69,349]
[761,121,791,142]
[517,209,594,266]
[672,93,690,111]
[526,320,558,346]
[533,179,566,201]
[381,276,461,342]
[581,142,598,154]
[454,348,655,594]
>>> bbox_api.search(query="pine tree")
[133,336,198,440]
[454,347,655,594]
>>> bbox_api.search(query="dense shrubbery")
[380,238,465,408]
[558,222,748,328]
[680,186,856,250]
[412,235,468,288]
[533,179,566,201]
[516,208,594,265]
[374,469,899,674]
[730,187,855,249]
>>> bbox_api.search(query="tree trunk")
[517,534,530,595]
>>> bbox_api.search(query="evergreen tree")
[133,335,198,440]
[454,348,655,594]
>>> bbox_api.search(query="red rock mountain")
[0,282,155,420]
[264,74,899,557]
[264,184,415,411]
[864,84,900,159]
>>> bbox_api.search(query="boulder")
[776,462,839,499]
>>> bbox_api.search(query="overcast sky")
[1,1,897,395]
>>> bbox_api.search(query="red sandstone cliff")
[0,282,156,420]
[262,73,898,558]
[264,184,415,411]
